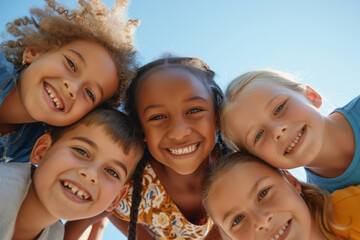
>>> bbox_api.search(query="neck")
[0,85,33,134]
[310,217,327,240]
[13,184,58,240]
[307,112,354,178]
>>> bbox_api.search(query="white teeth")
[286,130,304,153]
[168,143,198,155]
[45,86,64,110]
[270,222,289,240]
[62,181,90,200]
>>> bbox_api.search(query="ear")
[30,134,53,165]
[106,183,130,212]
[304,85,322,109]
[283,170,302,194]
[22,46,43,64]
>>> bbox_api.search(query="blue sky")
[1,0,359,239]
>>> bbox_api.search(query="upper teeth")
[270,221,289,240]
[45,86,64,110]
[168,143,198,155]
[286,129,304,153]
[63,181,90,200]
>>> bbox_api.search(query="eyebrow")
[221,176,269,224]
[71,136,128,179]
[143,96,208,114]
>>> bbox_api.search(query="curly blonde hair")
[1,0,140,107]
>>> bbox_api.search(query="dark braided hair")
[125,56,230,239]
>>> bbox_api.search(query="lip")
[284,126,306,156]
[60,179,93,203]
[165,142,201,158]
[43,82,65,112]
[269,219,292,240]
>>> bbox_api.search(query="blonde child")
[0,0,139,163]
[0,108,144,239]
[221,69,359,193]
[103,57,229,239]
[202,151,360,240]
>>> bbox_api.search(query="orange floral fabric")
[113,162,213,239]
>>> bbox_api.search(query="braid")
[127,148,149,240]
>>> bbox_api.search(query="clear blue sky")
[1,0,359,239]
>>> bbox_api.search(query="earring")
[22,59,29,68]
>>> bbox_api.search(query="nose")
[253,209,273,232]
[270,122,287,142]
[63,79,78,99]
[166,116,192,140]
[77,168,98,184]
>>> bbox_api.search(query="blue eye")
[274,103,285,115]
[150,114,166,121]
[232,215,245,227]
[85,88,95,102]
[258,187,270,201]
[73,147,88,157]
[106,168,119,179]
[65,56,76,72]
[255,130,264,142]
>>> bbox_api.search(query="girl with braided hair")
[109,56,230,239]
[0,0,139,164]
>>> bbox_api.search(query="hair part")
[1,0,140,107]
[202,151,345,240]
[220,69,306,151]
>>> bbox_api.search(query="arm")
[108,214,156,240]
[64,211,112,240]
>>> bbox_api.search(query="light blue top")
[0,51,45,163]
[306,95,360,193]
[0,162,64,240]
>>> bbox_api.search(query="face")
[31,124,139,220]
[225,80,325,169]
[20,40,119,126]
[136,68,217,174]
[208,162,314,240]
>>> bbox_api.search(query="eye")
[232,215,245,227]
[274,102,285,115]
[73,147,88,157]
[85,88,95,102]
[258,187,270,201]
[65,56,77,72]
[149,114,166,121]
[105,168,119,179]
[255,130,264,143]
[187,108,203,114]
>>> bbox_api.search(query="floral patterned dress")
[113,162,213,239]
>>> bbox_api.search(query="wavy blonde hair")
[220,69,306,151]
[1,0,140,107]
[202,151,346,240]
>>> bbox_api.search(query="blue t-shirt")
[306,95,360,193]
[0,52,45,163]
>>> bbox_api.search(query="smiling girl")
[0,0,138,163]
[221,69,360,193]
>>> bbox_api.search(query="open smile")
[284,127,305,154]
[167,142,200,155]
[44,83,65,111]
[270,219,291,240]
[61,180,91,201]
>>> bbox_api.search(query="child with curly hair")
[0,0,139,163]
[0,108,144,240]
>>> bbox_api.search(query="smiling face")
[207,161,314,240]
[136,67,217,174]
[224,80,325,169]
[19,40,119,126]
[30,124,139,220]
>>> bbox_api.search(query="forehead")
[138,67,211,101]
